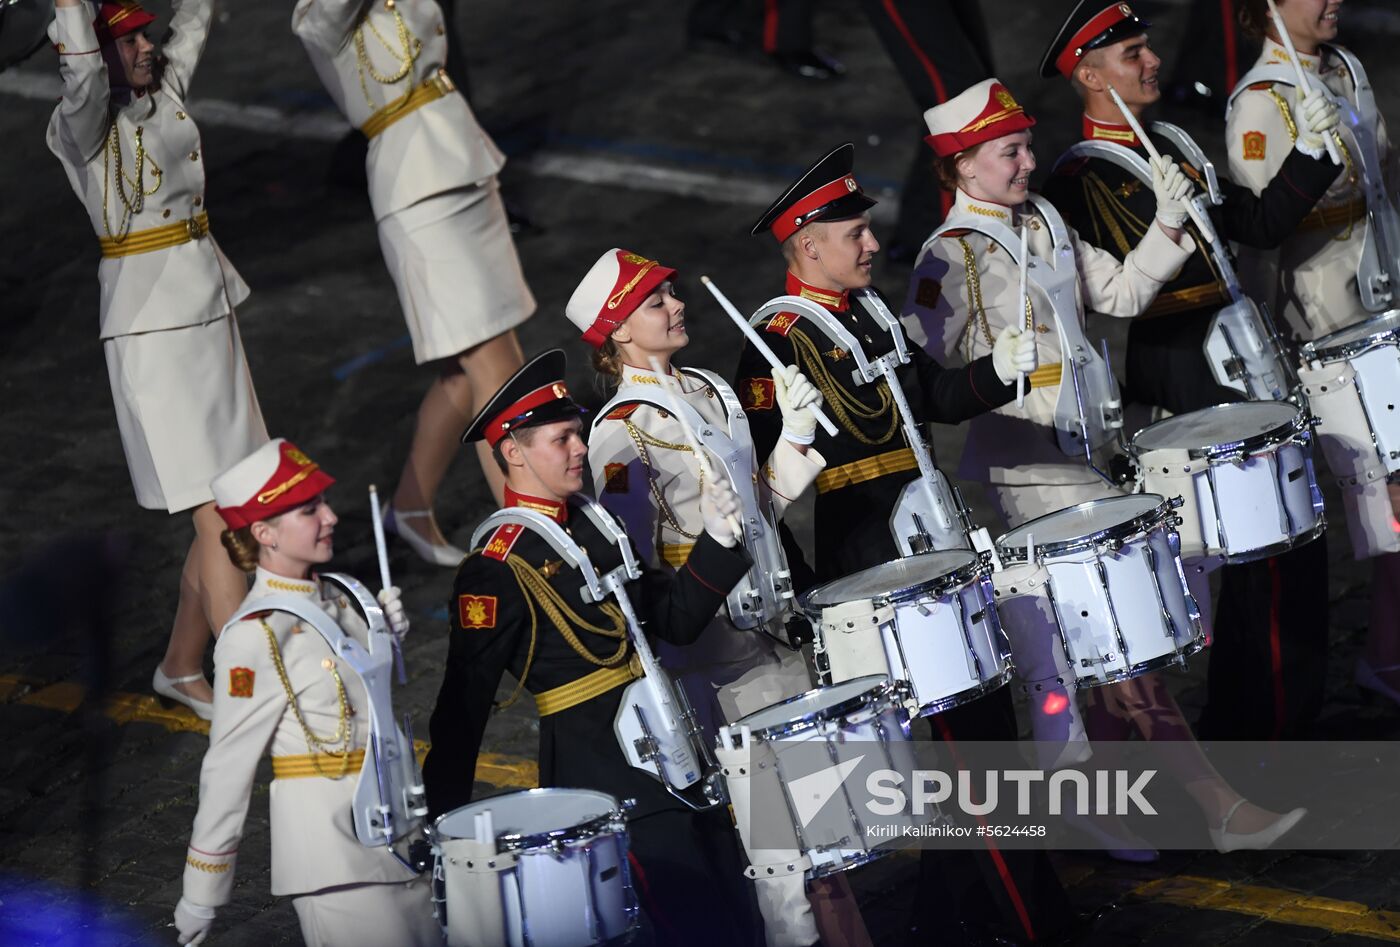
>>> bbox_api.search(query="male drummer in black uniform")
[423,350,761,946]
[734,146,1074,945]
[1037,1,1339,739]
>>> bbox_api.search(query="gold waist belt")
[816,447,918,494]
[1028,362,1063,389]
[1141,282,1230,319]
[271,748,365,780]
[1298,198,1365,233]
[534,662,640,717]
[661,543,694,568]
[98,212,209,258]
[362,70,456,139]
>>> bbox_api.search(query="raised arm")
[734,328,797,464]
[159,0,215,95]
[47,0,111,165]
[1072,222,1194,318]
[422,555,525,820]
[636,530,751,647]
[291,0,371,57]
[1227,88,1297,197]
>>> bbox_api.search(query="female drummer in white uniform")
[571,250,873,947]
[47,0,268,720]
[1227,0,1400,706]
[174,439,439,946]
[904,79,1303,852]
[293,0,533,567]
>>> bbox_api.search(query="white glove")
[173,898,216,946]
[1150,154,1193,228]
[376,586,409,640]
[700,479,741,548]
[773,364,823,444]
[991,324,1038,385]
[1294,86,1340,158]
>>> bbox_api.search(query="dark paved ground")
[3,0,1400,944]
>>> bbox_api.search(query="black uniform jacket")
[733,273,1015,582]
[423,497,751,822]
[1041,122,1337,414]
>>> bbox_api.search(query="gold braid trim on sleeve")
[789,328,899,445]
[186,855,232,874]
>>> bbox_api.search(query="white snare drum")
[433,788,637,947]
[800,552,1011,717]
[1130,402,1325,562]
[1301,310,1400,477]
[994,494,1205,686]
[724,675,917,878]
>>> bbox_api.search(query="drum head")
[737,675,891,735]
[435,788,620,844]
[997,494,1163,554]
[1313,309,1400,354]
[804,551,979,608]
[1131,402,1298,453]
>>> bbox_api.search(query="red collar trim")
[504,487,567,524]
[785,271,848,312]
[1083,114,1140,146]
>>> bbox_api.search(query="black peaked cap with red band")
[751,143,878,241]
[1039,1,1151,79]
[462,349,586,447]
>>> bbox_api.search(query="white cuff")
[781,427,817,446]
[1294,137,1326,161]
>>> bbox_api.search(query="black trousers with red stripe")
[1198,537,1332,739]
[857,0,995,250]
[916,688,1076,944]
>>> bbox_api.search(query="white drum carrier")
[1130,402,1325,562]
[432,788,637,947]
[716,675,919,880]
[993,494,1206,686]
[799,552,1011,716]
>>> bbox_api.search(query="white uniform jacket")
[46,0,248,340]
[589,364,824,668]
[182,568,416,905]
[1227,38,1397,339]
[291,0,504,221]
[901,188,1193,487]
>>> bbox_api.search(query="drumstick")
[1266,0,1343,166]
[1016,223,1029,410]
[699,275,839,437]
[369,485,407,685]
[1106,85,1212,236]
[647,356,745,540]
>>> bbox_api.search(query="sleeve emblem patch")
[1242,130,1267,161]
[228,667,255,698]
[604,463,629,493]
[458,594,498,629]
[765,312,799,337]
[740,377,776,411]
[915,278,943,309]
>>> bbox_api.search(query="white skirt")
[377,180,536,364]
[103,312,268,513]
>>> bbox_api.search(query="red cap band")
[770,174,863,242]
[1055,4,1134,78]
[484,381,572,446]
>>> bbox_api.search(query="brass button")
[1036,324,1051,334]
[162,209,171,218]
[193,196,203,206]
[987,243,997,254]
[322,658,334,670]
[291,623,303,634]
[1029,219,1042,231]
[176,110,187,120]
[189,149,199,161]
[56,43,65,53]
[385,0,395,7]
[435,23,444,34]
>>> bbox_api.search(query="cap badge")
[620,251,649,265]
[286,448,312,467]
[552,383,568,398]
[1119,3,1133,15]
[844,176,858,192]
[996,89,1017,109]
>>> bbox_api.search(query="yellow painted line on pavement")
[0,673,538,789]
[1132,875,1400,942]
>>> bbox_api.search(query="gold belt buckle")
[430,69,455,95]
[186,216,207,240]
